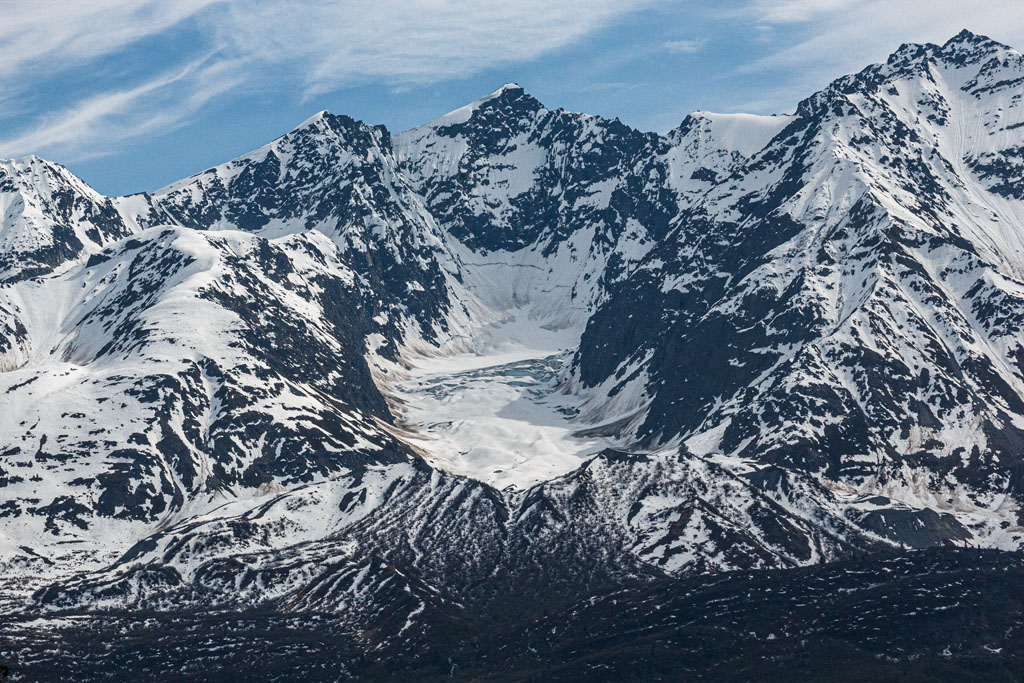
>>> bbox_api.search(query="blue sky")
[3,0,1024,196]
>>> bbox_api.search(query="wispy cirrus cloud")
[741,0,1024,68]
[0,56,244,162]
[0,1,223,84]
[662,39,707,54]
[0,0,660,162]
[220,0,662,95]
[740,0,862,24]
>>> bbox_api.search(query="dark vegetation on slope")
[2,549,1022,682]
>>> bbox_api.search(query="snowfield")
[388,318,605,489]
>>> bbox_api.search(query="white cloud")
[663,39,706,54]
[218,0,659,94]
[0,56,245,161]
[741,0,862,24]
[753,25,775,45]
[0,0,659,161]
[0,1,223,84]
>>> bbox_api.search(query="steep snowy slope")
[574,29,1024,548]
[393,84,677,329]
[0,225,415,598]
[116,110,471,348]
[662,111,795,201]
[0,156,132,283]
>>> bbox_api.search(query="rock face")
[2,29,1024,672]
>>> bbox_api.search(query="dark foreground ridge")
[3,549,1023,681]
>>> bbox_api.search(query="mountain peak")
[307,108,333,123]
[938,28,1012,66]
[284,109,335,135]
[884,29,1011,72]
[795,29,1019,118]
[289,108,375,135]
[246,108,393,164]
[0,154,95,197]
[943,28,994,48]
[670,111,795,159]
[490,82,524,97]
[416,83,542,130]
[0,153,52,174]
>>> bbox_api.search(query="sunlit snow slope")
[389,322,604,489]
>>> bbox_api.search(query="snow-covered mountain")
[3,29,1024,675]
[116,110,467,347]
[0,156,132,284]
[574,29,1024,550]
